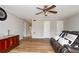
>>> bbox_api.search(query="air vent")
[33,20,36,21]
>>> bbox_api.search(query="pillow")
[64,34,78,45]
[58,38,69,46]
[59,32,64,37]
[64,38,72,44]
[59,32,68,38]
[54,36,60,40]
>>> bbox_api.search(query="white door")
[43,21,50,38]
[32,20,43,38]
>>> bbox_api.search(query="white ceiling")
[2,5,79,22]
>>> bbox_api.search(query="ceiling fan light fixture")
[44,12,48,16]
[36,5,57,16]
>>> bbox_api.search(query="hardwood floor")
[9,38,55,53]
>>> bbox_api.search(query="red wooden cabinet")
[0,35,19,53]
[6,38,11,49]
[0,39,6,52]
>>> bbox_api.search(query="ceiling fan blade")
[36,11,43,15]
[36,7,43,10]
[48,11,57,13]
[47,5,56,11]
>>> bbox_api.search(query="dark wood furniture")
[0,35,19,53]
[50,31,79,53]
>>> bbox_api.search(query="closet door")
[43,21,50,38]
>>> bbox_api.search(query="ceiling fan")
[36,5,57,16]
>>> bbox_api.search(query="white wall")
[56,21,64,35]
[50,20,64,37]
[32,20,64,38]
[0,7,27,40]
[64,13,79,31]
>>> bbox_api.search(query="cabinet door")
[12,37,15,45]
[14,36,18,45]
[10,38,13,47]
[0,40,2,51]
[10,36,19,47]
[16,35,19,45]
[0,40,6,52]
[6,38,10,49]
[13,36,19,45]
[14,37,17,45]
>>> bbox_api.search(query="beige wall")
[64,13,79,31]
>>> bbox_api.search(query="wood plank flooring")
[9,38,55,53]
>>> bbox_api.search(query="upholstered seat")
[50,31,79,53]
